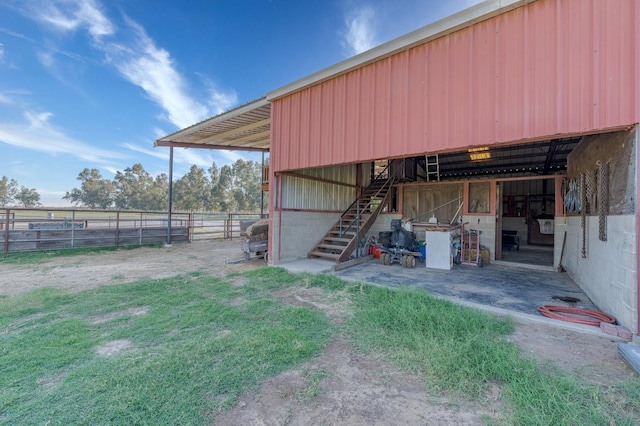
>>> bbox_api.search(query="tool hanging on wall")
[580,172,587,258]
[597,160,609,241]
[585,168,597,214]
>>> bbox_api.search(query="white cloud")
[10,1,232,131]
[343,5,376,56]
[105,22,208,129]
[37,50,55,68]
[123,142,168,161]
[152,127,169,140]
[25,0,114,40]
[103,17,236,130]
[218,150,244,164]
[174,149,215,168]
[102,166,119,175]
[0,109,125,163]
[0,42,4,61]
[206,82,238,116]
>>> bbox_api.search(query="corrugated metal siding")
[280,165,356,211]
[271,0,639,173]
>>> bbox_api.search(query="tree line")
[0,159,265,212]
[0,177,41,207]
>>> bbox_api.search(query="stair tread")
[309,251,340,259]
[318,244,347,250]
[324,236,353,242]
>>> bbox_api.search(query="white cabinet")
[425,230,453,270]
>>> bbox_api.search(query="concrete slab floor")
[334,258,597,316]
[279,256,625,340]
[279,258,335,274]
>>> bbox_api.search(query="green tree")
[64,168,115,209]
[15,186,41,207]
[113,164,167,210]
[230,160,261,211]
[0,176,19,206]
[148,173,169,211]
[173,165,211,211]
[211,164,234,211]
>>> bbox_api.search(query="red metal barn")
[158,0,639,337]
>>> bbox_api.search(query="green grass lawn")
[1,266,639,425]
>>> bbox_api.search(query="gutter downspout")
[166,146,174,247]
[633,125,640,342]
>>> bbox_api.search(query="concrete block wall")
[271,211,340,263]
[369,213,403,242]
[460,215,496,261]
[553,219,568,268]
[561,215,637,333]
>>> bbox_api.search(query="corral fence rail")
[1,207,266,254]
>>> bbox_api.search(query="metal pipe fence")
[1,208,266,254]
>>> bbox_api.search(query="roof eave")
[154,97,269,147]
[154,140,269,152]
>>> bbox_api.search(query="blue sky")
[0,0,480,206]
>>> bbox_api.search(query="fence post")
[3,209,9,254]
[115,211,120,248]
[139,212,143,245]
[71,210,76,248]
[189,212,194,242]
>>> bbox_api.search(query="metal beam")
[154,141,269,152]
[278,171,358,188]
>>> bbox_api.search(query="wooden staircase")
[308,175,394,263]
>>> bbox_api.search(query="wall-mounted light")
[468,147,490,161]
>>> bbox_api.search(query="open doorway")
[498,178,555,267]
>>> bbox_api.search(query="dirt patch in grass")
[0,240,260,296]
[272,286,352,323]
[91,307,148,324]
[506,323,633,386]
[1,240,636,423]
[96,339,133,357]
[213,337,502,425]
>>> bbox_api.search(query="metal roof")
[155,97,270,152]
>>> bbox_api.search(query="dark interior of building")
[385,137,582,267]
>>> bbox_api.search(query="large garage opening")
[498,178,556,267]
[372,137,583,269]
[262,116,640,336]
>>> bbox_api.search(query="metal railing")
[1,207,267,254]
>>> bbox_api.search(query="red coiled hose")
[537,305,616,327]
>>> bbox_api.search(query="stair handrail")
[339,160,398,238]
[336,181,394,262]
